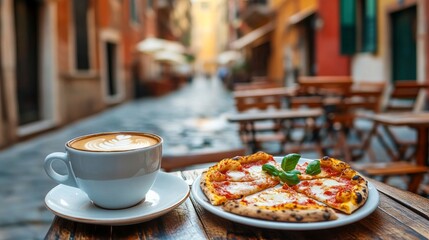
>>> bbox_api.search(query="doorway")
[390,6,417,82]
[14,0,41,125]
[105,41,118,98]
[298,14,316,76]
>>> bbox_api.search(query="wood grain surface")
[45,170,429,239]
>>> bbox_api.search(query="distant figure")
[217,66,229,82]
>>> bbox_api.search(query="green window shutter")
[340,0,356,55]
[362,0,377,52]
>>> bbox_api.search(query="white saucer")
[45,172,190,225]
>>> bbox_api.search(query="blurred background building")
[0,0,192,148]
[0,0,428,149]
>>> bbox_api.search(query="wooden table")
[233,86,298,99]
[226,108,324,152]
[361,112,429,167]
[353,112,429,192]
[45,169,429,239]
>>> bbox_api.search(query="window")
[147,0,153,10]
[73,0,90,70]
[130,0,139,24]
[340,0,377,55]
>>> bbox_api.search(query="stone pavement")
[0,76,422,239]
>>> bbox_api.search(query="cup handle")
[44,152,78,188]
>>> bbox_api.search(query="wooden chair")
[330,81,386,162]
[378,81,428,161]
[357,81,429,162]
[233,86,291,154]
[351,81,429,193]
[280,76,353,156]
[161,148,246,172]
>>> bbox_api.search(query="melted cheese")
[322,179,342,187]
[308,179,345,201]
[244,188,294,206]
[224,182,255,194]
[226,170,246,181]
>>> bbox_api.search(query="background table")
[226,108,323,153]
[45,169,429,239]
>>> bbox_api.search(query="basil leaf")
[287,170,302,175]
[262,164,280,176]
[281,153,301,171]
[306,160,321,175]
[278,171,300,185]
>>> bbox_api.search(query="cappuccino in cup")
[68,132,159,152]
[44,132,162,209]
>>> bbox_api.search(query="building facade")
[0,0,190,149]
[223,0,429,90]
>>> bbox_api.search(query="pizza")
[200,152,369,222]
[200,151,280,206]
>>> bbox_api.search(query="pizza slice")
[200,151,280,205]
[291,171,368,214]
[295,156,352,180]
[222,185,338,222]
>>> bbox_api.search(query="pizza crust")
[223,200,337,222]
[200,171,227,206]
[222,186,339,222]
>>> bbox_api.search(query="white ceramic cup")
[44,132,163,209]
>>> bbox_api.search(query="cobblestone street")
[0,76,243,239]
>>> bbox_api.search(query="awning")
[230,21,274,50]
[288,7,316,25]
[137,37,186,54]
[217,51,243,65]
[136,37,166,53]
[153,51,187,65]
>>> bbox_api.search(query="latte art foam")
[69,133,159,152]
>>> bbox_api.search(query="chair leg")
[380,176,388,183]
[376,128,399,161]
[338,129,352,162]
[351,122,378,161]
[311,123,325,157]
[408,174,424,193]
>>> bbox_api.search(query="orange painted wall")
[316,0,350,75]
[56,0,70,73]
[269,0,298,82]
[121,2,146,70]
[96,0,110,28]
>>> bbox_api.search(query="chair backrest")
[385,81,429,112]
[234,94,283,112]
[161,148,247,172]
[234,78,282,91]
[291,76,353,109]
[346,81,386,113]
[298,76,353,96]
[328,82,385,126]
[289,96,324,109]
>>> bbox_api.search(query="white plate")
[45,172,190,225]
[191,157,380,230]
